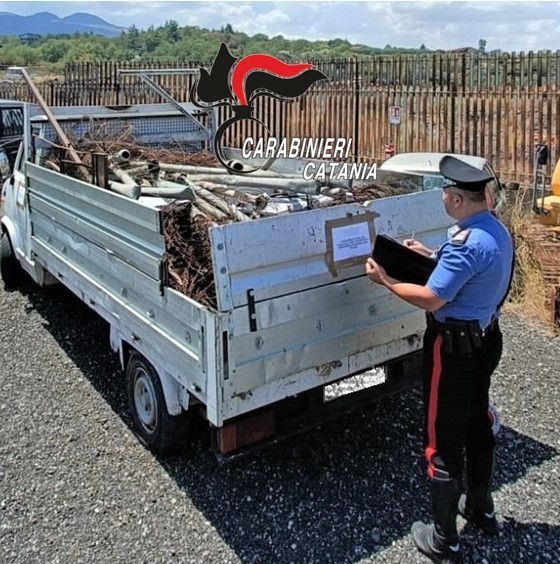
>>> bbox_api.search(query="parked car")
[380,152,507,216]
[2,66,27,82]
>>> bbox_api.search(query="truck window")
[0,107,24,137]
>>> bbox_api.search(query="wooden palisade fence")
[2,51,560,186]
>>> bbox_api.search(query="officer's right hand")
[403,239,433,257]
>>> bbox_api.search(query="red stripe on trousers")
[425,334,444,478]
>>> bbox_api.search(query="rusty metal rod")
[18,67,85,172]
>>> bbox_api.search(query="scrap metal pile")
[45,125,414,308]
[521,223,560,326]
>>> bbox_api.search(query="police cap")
[439,155,493,192]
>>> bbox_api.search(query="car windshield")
[369,170,445,194]
[374,167,505,216]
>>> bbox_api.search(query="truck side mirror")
[0,149,11,185]
[535,144,548,165]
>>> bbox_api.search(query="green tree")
[0,19,446,72]
[164,20,180,43]
[40,38,71,63]
[124,25,141,53]
[7,44,42,65]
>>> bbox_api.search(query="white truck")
[1,101,497,457]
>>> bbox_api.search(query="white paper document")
[331,221,372,262]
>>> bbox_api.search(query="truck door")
[6,143,32,260]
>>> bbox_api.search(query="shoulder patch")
[451,228,471,244]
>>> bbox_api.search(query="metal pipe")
[111,166,138,187]
[157,162,300,178]
[184,173,321,193]
[112,149,131,164]
[108,181,141,199]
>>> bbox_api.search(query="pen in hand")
[405,231,415,247]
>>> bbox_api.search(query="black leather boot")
[411,479,463,564]
[459,448,499,536]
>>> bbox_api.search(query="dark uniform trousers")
[422,315,502,486]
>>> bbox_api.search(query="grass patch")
[504,184,550,325]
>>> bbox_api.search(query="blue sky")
[0,1,558,51]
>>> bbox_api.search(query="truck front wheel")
[1,232,26,290]
[126,352,189,454]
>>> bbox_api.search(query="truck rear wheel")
[1,232,26,290]
[126,352,189,454]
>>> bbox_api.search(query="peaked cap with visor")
[439,155,493,192]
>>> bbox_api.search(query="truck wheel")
[126,352,189,454]
[1,232,26,290]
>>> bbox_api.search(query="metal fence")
[2,53,560,185]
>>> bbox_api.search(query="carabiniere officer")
[365,155,514,564]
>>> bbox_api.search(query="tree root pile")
[162,201,225,309]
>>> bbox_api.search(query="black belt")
[426,313,498,334]
[426,314,499,354]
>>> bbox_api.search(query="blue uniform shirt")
[427,210,513,330]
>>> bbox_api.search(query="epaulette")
[451,228,471,244]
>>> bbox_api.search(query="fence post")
[353,57,360,162]
[450,82,456,153]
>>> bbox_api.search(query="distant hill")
[0,11,124,37]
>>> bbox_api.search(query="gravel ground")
[1,278,559,564]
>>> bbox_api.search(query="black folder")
[372,234,437,285]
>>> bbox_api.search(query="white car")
[380,152,507,215]
[3,67,26,82]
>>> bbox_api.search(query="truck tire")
[1,232,26,290]
[126,352,189,454]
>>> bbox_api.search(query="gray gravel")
[1,278,559,564]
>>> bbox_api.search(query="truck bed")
[26,162,452,428]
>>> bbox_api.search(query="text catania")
[241,137,377,181]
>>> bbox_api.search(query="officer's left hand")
[365,257,388,285]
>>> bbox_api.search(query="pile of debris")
[44,128,414,308]
[521,223,560,328]
[162,201,223,307]
[45,123,413,218]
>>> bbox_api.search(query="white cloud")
[1,1,560,51]
[258,8,289,26]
